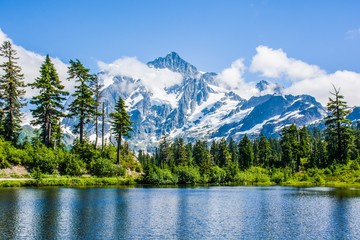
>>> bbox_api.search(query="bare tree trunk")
[117,133,122,166]
[101,102,105,151]
[94,104,98,149]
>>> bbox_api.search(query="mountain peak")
[148,52,198,77]
[256,80,270,92]
[256,80,283,95]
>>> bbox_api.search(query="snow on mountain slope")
[63,52,327,151]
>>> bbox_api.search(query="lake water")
[1,186,360,239]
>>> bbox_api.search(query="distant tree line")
[138,86,360,184]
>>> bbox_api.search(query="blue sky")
[1,0,359,73]
[1,0,360,106]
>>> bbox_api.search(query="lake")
[0,186,360,239]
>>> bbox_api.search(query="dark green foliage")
[71,138,97,164]
[238,134,254,170]
[89,157,124,177]
[218,138,231,167]
[29,55,68,148]
[280,124,299,171]
[258,132,271,167]
[61,155,86,176]
[209,166,227,184]
[0,41,26,144]
[158,135,173,168]
[173,138,188,166]
[110,97,132,165]
[325,85,353,164]
[175,165,201,184]
[142,165,178,185]
[193,140,211,174]
[0,138,31,168]
[31,144,61,174]
[67,59,97,143]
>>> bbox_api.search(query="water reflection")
[0,186,360,239]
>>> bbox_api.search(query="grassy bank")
[2,177,360,188]
[0,176,137,188]
[2,163,360,189]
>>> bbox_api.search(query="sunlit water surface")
[1,186,360,239]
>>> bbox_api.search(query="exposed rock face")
[63,52,327,151]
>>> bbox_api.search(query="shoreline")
[1,176,360,189]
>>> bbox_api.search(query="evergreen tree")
[218,138,231,167]
[185,142,193,165]
[269,138,282,167]
[193,140,211,174]
[67,59,96,143]
[210,140,219,165]
[0,41,26,144]
[238,134,254,169]
[252,138,259,166]
[325,86,352,164]
[258,132,271,167]
[29,55,68,148]
[280,124,299,171]
[110,97,133,165]
[173,138,187,166]
[159,135,173,168]
[298,126,311,170]
[229,137,239,165]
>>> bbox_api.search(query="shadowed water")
[0,186,360,239]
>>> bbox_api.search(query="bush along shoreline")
[2,161,360,188]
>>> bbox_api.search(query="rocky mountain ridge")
[59,52,336,151]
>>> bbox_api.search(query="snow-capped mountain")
[64,52,327,150]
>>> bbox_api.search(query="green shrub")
[90,157,124,177]
[314,173,325,185]
[350,161,360,170]
[234,167,270,184]
[270,169,285,184]
[324,168,332,175]
[142,166,177,184]
[156,168,178,184]
[175,166,201,184]
[61,155,86,176]
[32,145,59,174]
[225,162,239,182]
[209,166,227,183]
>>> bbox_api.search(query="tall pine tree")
[280,124,299,171]
[238,134,254,170]
[110,97,133,165]
[258,132,271,167]
[325,85,352,164]
[67,59,96,143]
[0,41,26,144]
[29,55,68,148]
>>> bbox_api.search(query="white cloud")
[215,59,258,99]
[285,70,360,107]
[250,45,325,81]
[346,28,360,40]
[97,57,183,92]
[0,29,72,99]
[249,45,360,106]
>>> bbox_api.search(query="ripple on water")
[0,186,360,239]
